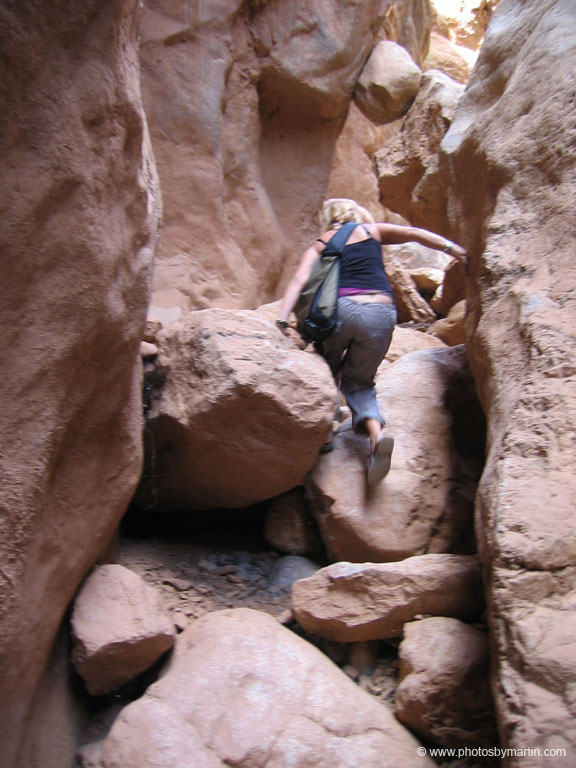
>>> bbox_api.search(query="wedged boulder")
[98,608,435,768]
[291,555,484,642]
[136,309,337,510]
[375,69,464,233]
[443,0,576,757]
[429,299,466,345]
[354,41,422,125]
[307,346,482,563]
[395,617,497,747]
[71,565,175,696]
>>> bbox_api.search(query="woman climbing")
[276,198,467,487]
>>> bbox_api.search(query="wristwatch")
[443,240,454,254]
[275,320,289,328]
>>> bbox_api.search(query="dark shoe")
[367,436,394,487]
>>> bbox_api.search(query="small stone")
[343,664,359,680]
[172,613,189,632]
[140,341,158,358]
[197,560,216,573]
[276,609,294,625]
[217,565,238,576]
[162,577,193,592]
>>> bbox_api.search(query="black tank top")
[339,237,393,295]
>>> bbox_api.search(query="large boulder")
[291,555,484,642]
[0,1,159,765]
[395,617,497,747]
[97,608,435,768]
[307,346,482,563]
[442,0,576,760]
[137,309,337,510]
[71,565,175,696]
[354,41,422,125]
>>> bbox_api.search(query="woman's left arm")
[373,223,467,264]
[276,243,324,327]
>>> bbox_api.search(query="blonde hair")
[321,198,375,231]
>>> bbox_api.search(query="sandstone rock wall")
[442,0,576,761]
[0,1,159,765]
[140,0,432,317]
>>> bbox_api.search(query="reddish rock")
[384,255,438,323]
[443,0,576,759]
[0,1,159,763]
[71,565,175,696]
[382,0,434,67]
[375,69,464,234]
[264,490,323,557]
[140,0,399,316]
[409,267,445,295]
[387,240,453,271]
[396,617,497,746]
[354,41,422,125]
[136,308,337,510]
[291,555,484,642]
[423,30,473,84]
[429,299,466,345]
[430,257,467,316]
[99,608,435,767]
[385,325,447,363]
[307,346,481,563]
[326,102,392,223]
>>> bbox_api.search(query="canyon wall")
[0,1,159,765]
[443,0,576,761]
[140,0,433,319]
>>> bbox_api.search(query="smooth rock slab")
[291,554,484,642]
[98,608,434,768]
[307,346,481,563]
[71,565,175,696]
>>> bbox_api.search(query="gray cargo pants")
[320,298,396,432]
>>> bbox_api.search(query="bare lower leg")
[364,418,382,455]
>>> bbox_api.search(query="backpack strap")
[322,222,358,253]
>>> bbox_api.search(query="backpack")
[294,222,357,343]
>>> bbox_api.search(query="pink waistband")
[338,288,384,297]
